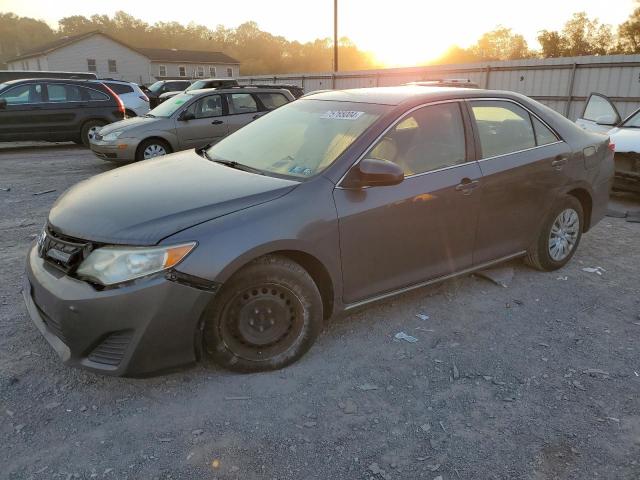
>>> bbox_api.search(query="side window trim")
[464,98,564,161]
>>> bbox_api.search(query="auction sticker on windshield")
[320,110,365,120]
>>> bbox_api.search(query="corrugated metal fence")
[238,54,640,120]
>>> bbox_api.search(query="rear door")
[174,93,228,149]
[42,82,85,137]
[225,93,260,133]
[576,93,620,133]
[0,82,48,141]
[467,99,572,264]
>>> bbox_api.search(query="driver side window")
[367,102,466,176]
[185,95,223,119]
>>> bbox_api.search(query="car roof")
[185,87,292,96]
[300,85,524,106]
[1,78,108,86]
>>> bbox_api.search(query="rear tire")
[135,138,172,161]
[525,195,583,271]
[80,120,106,147]
[203,255,323,372]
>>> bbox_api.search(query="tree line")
[2,6,640,74]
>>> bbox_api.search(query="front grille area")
[38,226,94,274]
[87,331,133,366]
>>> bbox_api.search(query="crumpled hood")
[608,127,640,153]
[49,150,299,245]
[99,116,158,136]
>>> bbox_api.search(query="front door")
[0,82,47,141]
[175,94,228,149]
[467,99,573,264]
[576,93,620,134]
[334,101,483,304]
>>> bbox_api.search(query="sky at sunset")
[2,0,637,65]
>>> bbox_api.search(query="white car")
[100,80,150,117]
[576,93,640,193]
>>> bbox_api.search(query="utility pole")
[333,0,338,72]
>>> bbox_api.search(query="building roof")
[9,31,239,65]
[137,48,239,64]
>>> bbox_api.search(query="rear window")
[105,83,134,95]
[256,92,289,110]
[83,87,109,101]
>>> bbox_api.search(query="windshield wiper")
[199,149,264,175]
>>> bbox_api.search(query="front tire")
[525,195,583,271]
[135,138,172,161]
[204,255,323,372]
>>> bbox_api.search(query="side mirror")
[341,158,404,189]
[0,99,6,110]
[595,114,617,126]
[179,110,195,122]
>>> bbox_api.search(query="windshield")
[148,93,193,117]
[621,108,640,128]
[206,99,388,179]
[147,81,164,93]
[186,80,207,91]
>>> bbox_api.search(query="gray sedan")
[25,86,612,376]
[89,87,294,161]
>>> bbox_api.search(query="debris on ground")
[32,189,57,196]
[477,266,514,288]
[415,313,430,321]
[582,266,606,276]
[0,187,10,192]
[452,363,460,380]
[572,380,586,391]
[357,383,379,391]
[394,331,418,343]
[224,396,251,401]
[368,463,391,480]
[338,399,358,414]
[605,208,627,218]
[583,369,610,377]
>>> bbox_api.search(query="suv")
[0,78,124,146]
[90,87,294,161]
[101,80,150,117]
[157,78,239,105]
[144,80,192,108]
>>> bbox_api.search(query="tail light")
[139,94,149,102]
[102,84,125,117]
[608,142,616,152]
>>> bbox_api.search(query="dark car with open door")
[24,86,613,376]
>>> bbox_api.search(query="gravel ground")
[1,146,640,480]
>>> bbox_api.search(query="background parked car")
[90,87,294,161]
[0,78,124,146]
[0,70,97,83]
[576,92,640,193]
[143,80,192,108]
[157,78,239,105]
[101,80,150,117]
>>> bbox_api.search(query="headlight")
[76,242,196,286]
[102,130,124,141]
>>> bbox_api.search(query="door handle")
[551,156,568,170]
[455,179,480,195]
[211,120,224,125]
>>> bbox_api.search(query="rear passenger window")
[256,92,289,110]
[227,93,258,114]
[471,101,536,158]
[532,117,558,145]
[46,84,83,102]
[368,102,466,176]
[82,87,109,101]
[106,83,134,95]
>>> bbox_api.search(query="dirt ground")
[1,145,640,480]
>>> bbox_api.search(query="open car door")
[576,93,621,134]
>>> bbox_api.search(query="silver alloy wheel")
[143,144,167,159]
[548,208,580,261]
[87,126,101,141]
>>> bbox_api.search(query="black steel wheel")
[204,255,323,372]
